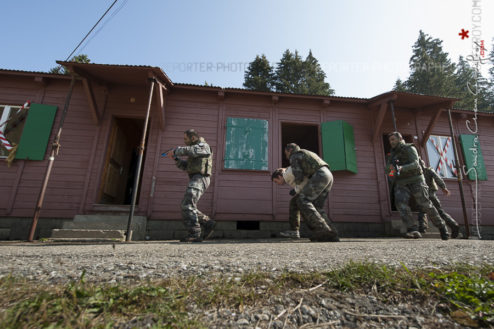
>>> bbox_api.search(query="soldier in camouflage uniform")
[386,132,450,240]
[284,143,339,242]
[166,129,216,242]
[417,159,460,238]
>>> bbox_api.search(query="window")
[281,123,319,168]
[224,117,268,170]
[426,135,457,179]
[0,105,28,158]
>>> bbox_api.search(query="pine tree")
[395,31,493,111]
[393,78,408,92]
[243,54,274,92]
[274,50,305,94]
[454,56,493,112]
[406,30,457,97]
[49,54,91,75]
[303,50,334,96]
[244,50,335,95]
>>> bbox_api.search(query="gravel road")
[0,238,492,283]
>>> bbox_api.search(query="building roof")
[1,63,492,114]
[174,83,369,103]
[0,68,71,79]
[56,61,174,87]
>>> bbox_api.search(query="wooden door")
[99,121,131,204]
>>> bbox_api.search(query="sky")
[1,0,493,98]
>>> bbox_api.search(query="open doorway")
[98,117,146,205]
[281,123,319,167]
[383,133,416,211]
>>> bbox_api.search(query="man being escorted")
[417,159,460,238]
[387,132,450,240]
[284,143,339,242]
[271,167,307,239]
[166,129,216,242]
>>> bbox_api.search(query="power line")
[65,0,119,61]
[78,0,129,54]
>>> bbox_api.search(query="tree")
[489,38,494,83]
[393,78,408,92]
[405,30,457,97]
[454,56,493,112]
[274,50,305,94]
[395,31,493,111]
[244,50,334,96]
[49,54,91,74]
[303,50,334,96]
[243,54,274,92]
[487,38,494,109]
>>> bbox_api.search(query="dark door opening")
[281,123,319,167]
[383,133,416,211]
[99,117,147,205]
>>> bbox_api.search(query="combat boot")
[310,230,339,242]
[180,228,202,242]
[439,227,450,240]
[404,231,422,239]
[180,235,203,243]
[450,223,460,239]
[202,220,216,240]
[280,230,300,239]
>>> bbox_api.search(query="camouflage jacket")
[387,142,424,185]
[174,137,213,176]
[289,149,329,185]
[422,166,446,192]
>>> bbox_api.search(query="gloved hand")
[289,189,296,196]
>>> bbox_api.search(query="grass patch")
[0,262,492,328]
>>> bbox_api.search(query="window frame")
[223,116,269,172]
[0,104,27,158]
[425,135,457,180]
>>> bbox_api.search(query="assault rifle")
[391,159,400,176]
[161,147,177,158]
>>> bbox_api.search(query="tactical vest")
[293,149,329,177]
[186,141,213,176]
[390,143,423,180]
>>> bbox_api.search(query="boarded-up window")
[15,103,57,160]
[321,120,357,173]
[459,134,487,181]
[224,117,268,170]
[426,135,457,179]
[0,105,28,158]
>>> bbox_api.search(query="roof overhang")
[56,61,173,88]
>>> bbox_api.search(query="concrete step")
[61,215,146,240]
[49,229,126,242]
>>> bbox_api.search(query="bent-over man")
[284,143,339,242]
[271,167,308,239]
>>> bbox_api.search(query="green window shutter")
[321,120,357,173]
[224,117,268,170]
[15,103,57,160]
[459,134,487,181]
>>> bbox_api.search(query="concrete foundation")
[0,217,492,241]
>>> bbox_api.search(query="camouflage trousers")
[181,174,210,236]
[295,166,337,234]
[394,181,446,232]
[418,191,458,229]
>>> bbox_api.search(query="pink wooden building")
[0,63,492,240]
